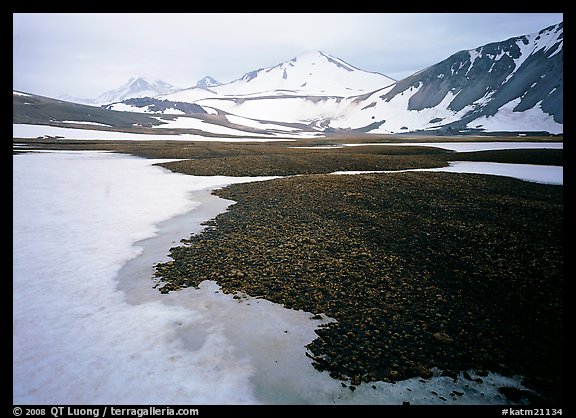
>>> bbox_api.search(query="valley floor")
[13,135,564,406]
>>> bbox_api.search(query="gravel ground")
[154,171,563,404]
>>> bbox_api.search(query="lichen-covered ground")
[154,171,563,404]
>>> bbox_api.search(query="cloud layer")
[13,13,563,99]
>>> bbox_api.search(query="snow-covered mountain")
[328,22,563,135]
[108,23,562,136]
[211,51,395,97]
[103,50,392,111]
[94,77,182,105]
[196,76,221,88]
[61,77,182,106]
[106,51,397,126]
[50,23,563,136]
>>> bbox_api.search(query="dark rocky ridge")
[12,92,165,128]
[380,22,563,132]
[105,97,207,115]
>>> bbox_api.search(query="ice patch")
[12,123,293,142]
[342,141,563,153]
[332,161,562,185]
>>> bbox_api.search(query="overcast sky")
[13,13,563,99]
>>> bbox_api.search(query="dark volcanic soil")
[154,171,563,404]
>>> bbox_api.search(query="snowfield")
[342,142,564,153]
[332,161,562,186]
[13,150,550,405]
[328,84,476,133]
[193,96,350,125]
[150,115,274,136]
[225,114,301,132]
[466,99,563,134]
[193,51,396,98]
[12,124,310,141]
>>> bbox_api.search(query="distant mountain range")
[17,22,563,137]
[60,77,183,106]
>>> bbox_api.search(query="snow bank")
[225,114,300,131]
[467,99,563,134]
[12,152,276,404]
[12,124,292,142]
[196,96,349,124]
[150,115,272,136]
[342,141,563,152]
[435,161,563,185]
[61,120,113,127]
[332,161,562,185]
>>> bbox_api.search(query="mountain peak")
[290,50,342,62]
[294,50,328,59]
[217,50,395,97]
[124,77,170,88]
[94,77,181,105]
[196,76,222,89]
[293,50,351,67]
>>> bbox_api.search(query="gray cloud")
[13,13,563,99]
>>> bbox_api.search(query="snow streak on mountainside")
[329,22,563,134]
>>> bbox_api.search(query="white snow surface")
[12,151,278,404]
[150,116,275,136]
[435,161,562,185]
[332,161,562,186]
[196,96,350,125]
[12,124,296,142]
[342,141,563,152]
[225,114,300,132]
[103,103,186,115]
[328,83,477,133]
[361,84,433,131]
[198,51,395,98]
[13,151,536,405]
[467,99,563,134]
[61,120,113,127]
[156,86,218,102]
[159,108,186,115]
